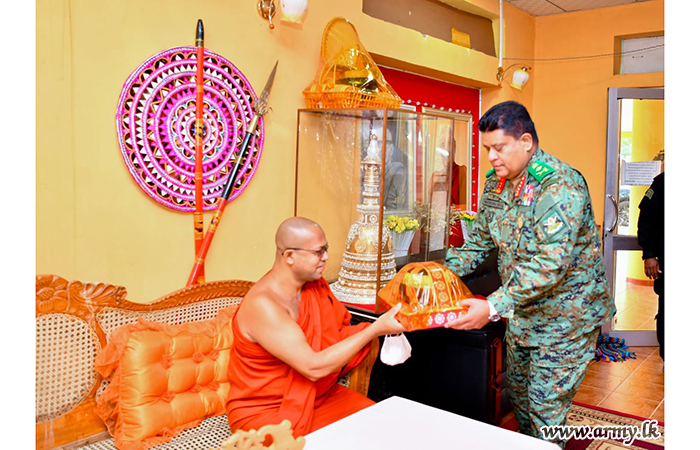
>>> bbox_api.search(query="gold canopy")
[303,17,402,109]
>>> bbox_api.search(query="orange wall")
[532,0,664,226]
[480,2,536,193]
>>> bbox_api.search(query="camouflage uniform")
[445,147,615,448]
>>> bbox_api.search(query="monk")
[226,217,405,437]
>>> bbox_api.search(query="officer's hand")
[444,298,490,331]
[644,258,661,280]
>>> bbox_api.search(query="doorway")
[602,87,664,346]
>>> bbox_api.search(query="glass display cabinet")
[295,108,460,311]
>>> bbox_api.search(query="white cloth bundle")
[380,333,412,366]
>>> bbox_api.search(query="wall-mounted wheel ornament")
[116,46,264,211]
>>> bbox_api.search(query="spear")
[187,61,278,286]
[192,19,206,284]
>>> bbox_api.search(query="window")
[616,34,664,75]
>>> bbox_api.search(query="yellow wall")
[36,0,663,301]
[627,99,665,280]
[36,0,514,301]
[532,0,664,225]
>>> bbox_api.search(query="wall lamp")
[258,0,308,29]
[496,64,533,90]
[257,0,276,29]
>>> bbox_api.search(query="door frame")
[601,87,664,345]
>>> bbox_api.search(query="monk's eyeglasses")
[283,245,329,258]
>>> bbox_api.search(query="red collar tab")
[495,178,506,194]
[514,174,527,198]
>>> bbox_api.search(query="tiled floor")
[497,346,664,430]
[613,247,658,331]
[614,283,659,331]
[574,346,664,423]
[593,255,664,420]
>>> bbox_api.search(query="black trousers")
[655,269,664,360]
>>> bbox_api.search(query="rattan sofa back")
[35,274,253,450]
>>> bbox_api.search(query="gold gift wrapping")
[377,261,474,331]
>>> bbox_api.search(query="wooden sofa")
[35,274,379,450]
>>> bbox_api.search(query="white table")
[304,396,559,449]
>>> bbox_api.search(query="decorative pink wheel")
[116,46,264,211]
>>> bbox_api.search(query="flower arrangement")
[460,210,478,235]
[384,215,420,234]
[460,210,477,222]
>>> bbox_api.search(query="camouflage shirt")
[446,148,615,349]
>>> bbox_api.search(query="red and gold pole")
[193,19,206,284]
[186,61,277,287]
[187,116,260,286]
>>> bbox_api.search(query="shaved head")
[275,217,323,253]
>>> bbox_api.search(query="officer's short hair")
[478,101,539,147]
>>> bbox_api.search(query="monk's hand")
[375,303,406,336]
[643,258,661,280]
[444,298,490,331]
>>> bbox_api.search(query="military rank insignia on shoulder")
[644,187,654,200]
[528,161,555,182]
[486,168,496,178]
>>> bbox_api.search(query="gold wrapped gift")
[377,261,474,331]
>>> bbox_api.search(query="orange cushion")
[95,304,237,450]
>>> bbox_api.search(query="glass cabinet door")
[295,108,462,309]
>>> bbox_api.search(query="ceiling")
[504,0,657,16]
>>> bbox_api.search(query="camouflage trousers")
[506,329,600,449]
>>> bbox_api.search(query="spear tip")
[263,61,279,94]
[196,19,204,45]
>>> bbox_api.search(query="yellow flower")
[460,210,477,222]
[384,215,420,233]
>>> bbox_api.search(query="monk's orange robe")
[226,277,374,437]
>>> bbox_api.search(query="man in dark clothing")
[384,149,407,210]
[382,130,408,210]
[637,171,664,360]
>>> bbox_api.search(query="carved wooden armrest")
[344,337,380,397]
